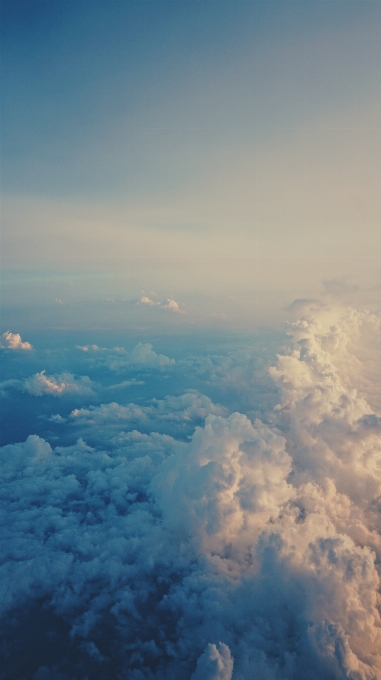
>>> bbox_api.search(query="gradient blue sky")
[1,0,381,329]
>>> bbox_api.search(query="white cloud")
[138,295,160,306]
[101,342,175,371]
[163,298,185,313]
[69,391,227,439]
[0,330,32,350]
[23,371,96,397]
[76,344,104,352]
[48,414,67,423]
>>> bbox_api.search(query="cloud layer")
[1,304,381,679]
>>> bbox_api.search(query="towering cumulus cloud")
[1,304,381,679]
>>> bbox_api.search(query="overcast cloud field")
[1,1,381,679]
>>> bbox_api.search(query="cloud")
[69,391,227,442]
[137,295,185,313]
[0,378,20,397]
[0,330,32,350]
[191,643,233,680]
[23,371,96,397]
[163,298,185,313]
[75,342,175,371]
[108,379,145,389]
[138,295,160,306]
[129,342,174,366]
[101,342,175,371]
[47,414,67,423]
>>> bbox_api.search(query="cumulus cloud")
[23,371,96,397]
[137,295,184,313]
[75,342,175,372]
[1,303,381,679]
[101,342,175,372]
[138,295,160,306]
[76,344,104,352]
[69,391,227,443]
[0,330,32,350]
[163,298,184,313]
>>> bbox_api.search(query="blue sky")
[2,0,381,331]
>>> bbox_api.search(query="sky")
[1,0,381,331]
[1,2,381,680]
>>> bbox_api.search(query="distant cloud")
[129,342,174,366]
[163,298,184,313]
[23,371,96,397]
[0,379,20,397]
[76,341,174,371]
[48,414,67,423]
[70,391,226,436]
[137,295,185,313]
[98,342,175,372]
[0,330,32,350]
[138,295,160,306]
[108,379,145,389]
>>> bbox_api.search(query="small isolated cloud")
[23,371,96,397]
[163,298,185,313]
[108,379,145,389]
[138,296,160,306]
[76,344,104,352]
[47,414,67,424]
[0,331,33,350]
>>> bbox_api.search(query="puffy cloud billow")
[0,372,96,398]
[0,331,32,351]
[1,304,381,679]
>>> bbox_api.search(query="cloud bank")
[1,303,381,679]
